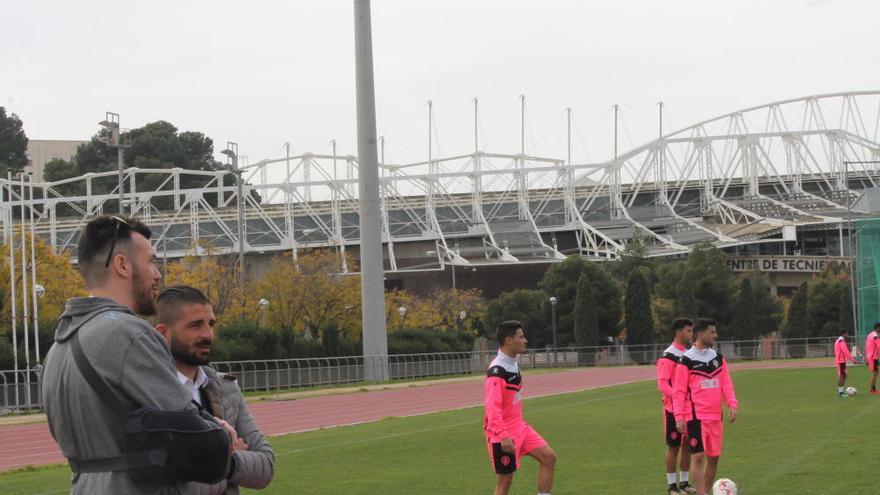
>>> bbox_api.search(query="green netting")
[856,217,880,345]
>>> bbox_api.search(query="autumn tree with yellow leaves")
[0,234,86,331]
[165,250,250,321]
[252,249,361,339]
[385,288,486,334]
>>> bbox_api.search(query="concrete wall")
[24,139,85,180]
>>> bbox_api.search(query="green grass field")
[1,365,874,494]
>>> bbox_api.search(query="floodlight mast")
[354,0,389,380]
[98,112,124,214]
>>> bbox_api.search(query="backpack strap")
[68,450,164,474]
[69,327,130,419]
[65,313,148,474]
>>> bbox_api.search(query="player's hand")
[233,436,249,451]
[728,408,738,423]
[675,420,686,433]
[214,417,239,451]
[500,438,515,454]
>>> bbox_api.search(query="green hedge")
[0,320,476,369]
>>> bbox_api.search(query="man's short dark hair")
[496,320,523,346]
[156,285,212,326]
[693,318,716,335]
[840,328,849,337]
[670,318,694,338]
[77,216,151,285]
[874,322,880,331]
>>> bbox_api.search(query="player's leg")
[689,452,706,494]
[665,445,680,487]
[678,441,695,493]
[700,420,724,494]
[838,364,848,397]
[489,441,517,495]
[527,444,556,494]
[703,456,720,493]
[666,444,679,473]
[520,425,555,494]
[664,411,683,493]
[871,363,879,394]
[495,474,513,495]
[685,420,707,494]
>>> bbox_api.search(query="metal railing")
[0,336,842,414]
[0,367,43,414]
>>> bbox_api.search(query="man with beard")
[155,286,275,494]
[673,318,738,495]
[42,216,236,494]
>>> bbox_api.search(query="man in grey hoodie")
[41,216,238,494]
[155,286,275,494]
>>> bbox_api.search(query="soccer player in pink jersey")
[866,323,880,394]
[484,320,557,495]
[835,328,856,397]
[673,318,738,495]
[657,318,696,494]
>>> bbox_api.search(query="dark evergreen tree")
[674,242,737,327]
[624,268,655,349]
[539,256,622,344]
[484,289,549,346]
[783,281,810,339]
[0,107,28,173]
[573,274,600,347]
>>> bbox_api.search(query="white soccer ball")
[712,478,738,495]
[847,386,858,396]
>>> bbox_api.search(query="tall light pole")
[354,0,389,380]
[549,296,558,348]
[17,173,31,405]
[27,175,41,365]
[221,142,245,288]
[6,172,19,407]
[99,112,125,214]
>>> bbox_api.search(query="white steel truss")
[2,91,880,269]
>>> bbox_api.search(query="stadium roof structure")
[3,91,880,272]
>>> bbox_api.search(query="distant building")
[24,139,85,181]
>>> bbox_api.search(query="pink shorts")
[687,419,723,457]
[487,424,548,474]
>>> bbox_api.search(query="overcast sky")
[3,0,878,167]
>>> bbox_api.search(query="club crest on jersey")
[712,359,719,367]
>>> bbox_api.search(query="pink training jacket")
[866,331,879,362]
[673,347,738,422]
[483,350,526,443]
[656,342,687,413]
[835,336,855,365]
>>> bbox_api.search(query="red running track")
[0,360,825,473]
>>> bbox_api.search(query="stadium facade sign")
[725,256,850,273]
